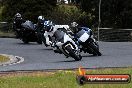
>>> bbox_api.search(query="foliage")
[0,6,3,21]
[49,5,80,24]
[2,0,132,28]
[49,5,93,27]
[79,0,132,28]
[101,0,132,28]
[2,0,57,22]
[79,0,99,27]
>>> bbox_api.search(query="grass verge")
[0,68,131,88]
[0,31,15,38]
[0,55,9,63]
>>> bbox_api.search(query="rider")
[69,22,94,51]
[13,13,25,38]
[43,21,62,53]
[69,22,93,41]
[36,16,45,31]
[35,16,47,45]
[13,13,25,30]
[43,21,56,46]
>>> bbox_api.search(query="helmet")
[70,22,79,33]
[71,22,78,27]
[15,13,21,18]
[38,16,44,20]
[14,13,22,20]
[44,20,53,32]
[38,16,44,24]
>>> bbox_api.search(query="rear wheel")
[65,46,82,61]
[36,33,43,44]
[36,39,42,44]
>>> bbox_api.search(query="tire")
[22,38,29,44]
[36,33,43,44]
[37,39,42,44]
[89,42,102,56]
[65,46,82,61]
[37,41,42,44]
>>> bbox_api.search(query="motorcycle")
[52,28,82,61]
[20,20,42,44]
[75,28,102,56]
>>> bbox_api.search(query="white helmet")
[15,13,22,18]
[38,16,44,20]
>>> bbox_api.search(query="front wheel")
[89,42,102,56]
[22,37,29,44]
[65,46,82,61]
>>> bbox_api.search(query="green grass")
[0,31,15,38]
[0,68,131,88]
[0,55,9,63]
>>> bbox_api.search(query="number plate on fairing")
[79,33,89,42]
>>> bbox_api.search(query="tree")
[2,0,57,22]
[80,0,132,28]
[101,0,132,28]
[79,0,99,27]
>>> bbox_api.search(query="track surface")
[0,38,132,71]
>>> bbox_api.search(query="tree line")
[79,0,132,28]
[1,0,132,28]
[1,0,57,23]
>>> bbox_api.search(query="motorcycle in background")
[20,20,42,44]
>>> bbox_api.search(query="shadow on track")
[82,55,98,57]
[54,60,77,63]
[15,42,39,45]
[42,48,53,50]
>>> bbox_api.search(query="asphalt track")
[0,38,132,71]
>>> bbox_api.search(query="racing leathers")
[13,17,25,38]
[35,20,47,45]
